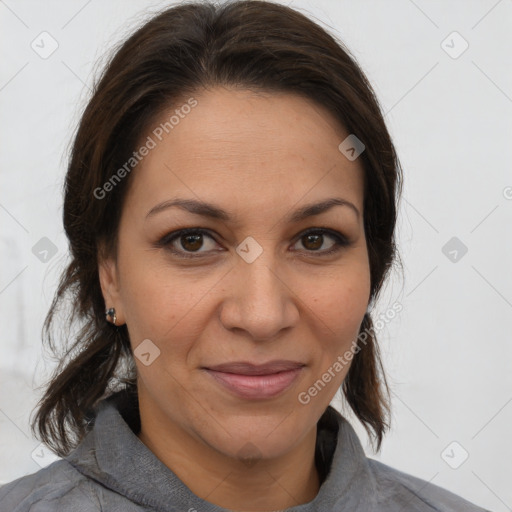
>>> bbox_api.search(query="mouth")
[202,360,305,400]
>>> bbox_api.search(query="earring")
[105,307,117,326]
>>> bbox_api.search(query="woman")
[0,1,492,511]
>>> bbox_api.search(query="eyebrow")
[146,197,360,223]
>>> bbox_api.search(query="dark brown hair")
[31,0,403,460]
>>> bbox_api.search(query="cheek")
[306,264,370,331]
[119,261,220,373]
[297,274,369,404]
[302,263,370,377]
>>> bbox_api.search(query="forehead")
[125,87,365,223]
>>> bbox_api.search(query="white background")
[1,1,511,511]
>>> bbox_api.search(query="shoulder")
[0,460,100,512]
[367,458,492,512]
[0,460,140,512]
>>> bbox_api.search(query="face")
[99,87,370,462]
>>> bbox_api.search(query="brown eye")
[158,228,220,258]
[180,233,204,252]
[301,233,325,251]
[157,227,350,260]
[293,228,349,255]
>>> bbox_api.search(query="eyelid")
[156,226,351,259]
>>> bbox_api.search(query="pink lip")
[203,360,305,400]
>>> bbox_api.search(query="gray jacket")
[0,389,492,511]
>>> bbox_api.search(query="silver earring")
[105,307,117,325]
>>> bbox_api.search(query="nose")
[219,248,300,341]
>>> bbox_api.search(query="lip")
[203,360,305,400]
[205,360,305,375]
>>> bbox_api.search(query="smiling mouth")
[202,360,305,400]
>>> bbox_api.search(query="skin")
[98,86,370,511]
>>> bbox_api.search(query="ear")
[98,253,125,326]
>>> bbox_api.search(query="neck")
[137,408,321,511]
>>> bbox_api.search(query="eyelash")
[156,227,351,260]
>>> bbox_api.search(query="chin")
[198,410,311,461]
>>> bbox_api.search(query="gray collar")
[65,389,377,511]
